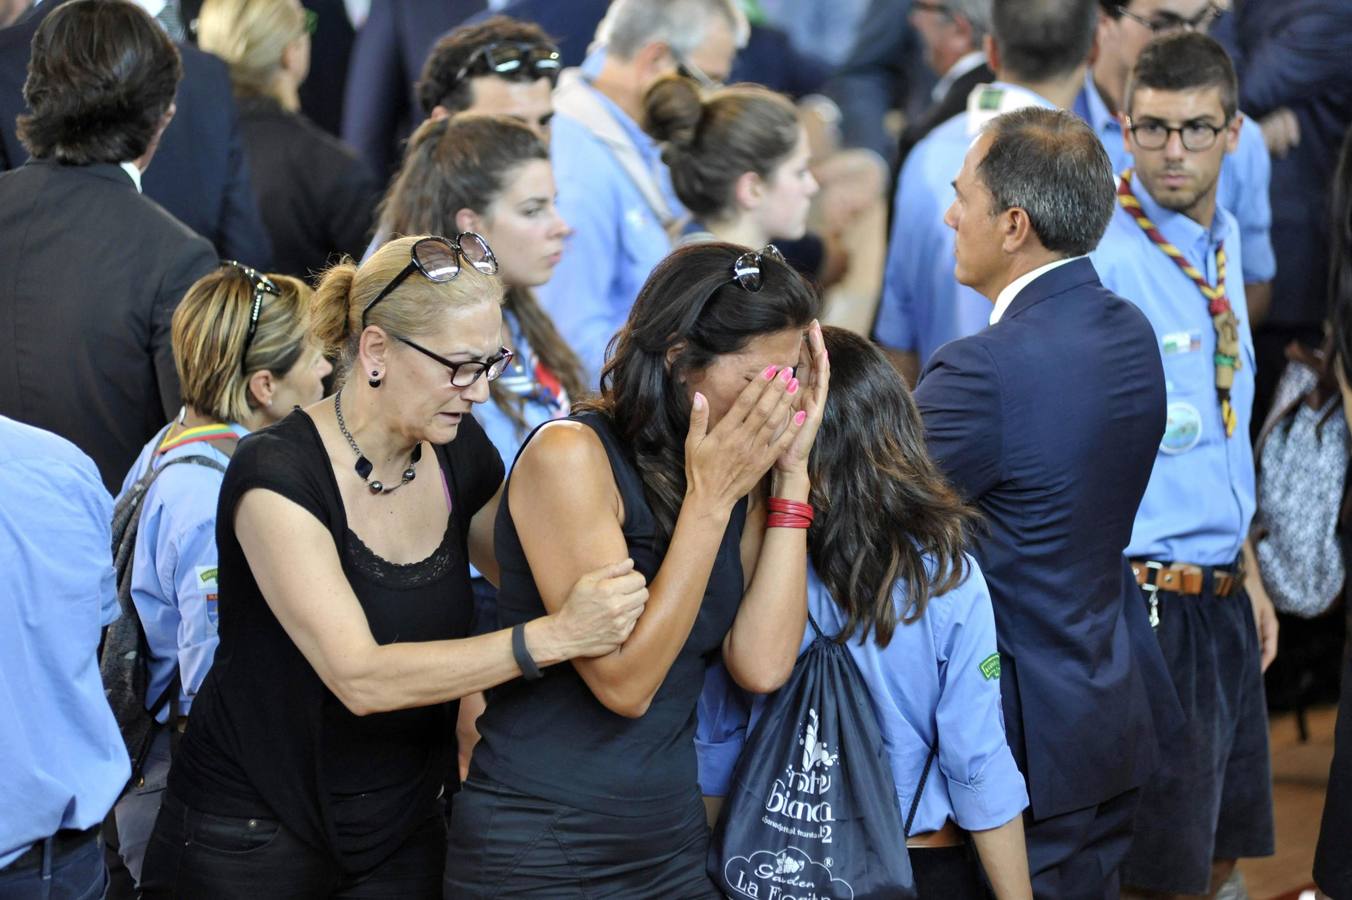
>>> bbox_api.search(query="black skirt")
[444,776,720,899]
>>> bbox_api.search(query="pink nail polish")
[794,410,807,425]
[763,365,778,380]
[778,367,792,382]
[787,378,800,394]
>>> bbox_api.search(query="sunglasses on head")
[362,234,499,328]
[455,41,563,85]
[729,245,786,292]
[222,260,281,369]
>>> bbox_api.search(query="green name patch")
[198,567,219,584]
[979,653,1001,680]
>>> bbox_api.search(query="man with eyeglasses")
[417,16,561,142]
[897,0,994,169]
[537,0,744,386]
[1077,0,1275,330]
[1088,32,1276,899]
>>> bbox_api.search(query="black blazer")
[914,258,1183,819]
[0,160,218,492]
[340,0,485,182]
[237,96,378,281]
[0,0,273,268]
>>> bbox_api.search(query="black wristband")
[511,622,543,681]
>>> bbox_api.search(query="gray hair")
[948,0,991,45]
[596,0,748,60]
[976,107,1116,256]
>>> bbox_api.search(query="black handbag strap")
[903,746,938,837]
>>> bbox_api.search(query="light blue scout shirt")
[536,76,682,387]
[1074,72,1275,284]
[1090,183,1256,566]
[697,559,1028,835]
[0,416,130,867]
[116,422,249,723]
[874,83,1054,365]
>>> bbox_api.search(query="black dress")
[158,409,502,874]
[445,412,748,897]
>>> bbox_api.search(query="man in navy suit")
[340,0,484,182]
[0,0,272,268]
[914,106,1180,896]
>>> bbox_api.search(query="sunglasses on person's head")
[222,260,281,368]
[455,41,563,85]
[729,245,786,293]
[362,234,499,328]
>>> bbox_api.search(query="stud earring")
[368,370,382,388]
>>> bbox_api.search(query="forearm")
[724,474,811,692]
[595,496,732,711]
[970,815,1034,900]
[333,615,583,715]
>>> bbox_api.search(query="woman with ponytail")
[140,238,648,899]
[643,76,882,334]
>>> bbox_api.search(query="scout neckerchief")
[157,422,238,455]
[1117,169,1240,437]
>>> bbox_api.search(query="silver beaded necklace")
[334,388,421,495]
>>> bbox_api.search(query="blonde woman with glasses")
[198,0,378,279]
[111,262,331,888]
[139,237,647,899]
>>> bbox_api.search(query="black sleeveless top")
[472,411,748,815]
[168,410,503,872]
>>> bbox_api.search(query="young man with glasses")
[1088,32,1277,899]
[417,16,561,142]
[1077,0,1275,326]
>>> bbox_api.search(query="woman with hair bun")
[643,76,882,333]
[140,237,649,899]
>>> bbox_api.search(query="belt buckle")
[1138,560,1163,628]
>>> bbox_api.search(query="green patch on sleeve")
[198,567,219,584]
[979,653,1001,680]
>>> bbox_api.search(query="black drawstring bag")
[709,614,933,899]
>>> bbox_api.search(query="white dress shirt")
[989,255,1084,325]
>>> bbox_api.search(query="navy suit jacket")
[0,1,272,267]
[341,0,484,182]
[914,258,1182,819]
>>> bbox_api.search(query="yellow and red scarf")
[1117,170,1241,438]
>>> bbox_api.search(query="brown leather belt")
[906,818,965,849]
[1131,560,1240,597]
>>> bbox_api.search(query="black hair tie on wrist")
[512,622,543,681]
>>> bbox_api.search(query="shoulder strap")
[903,746,938,837]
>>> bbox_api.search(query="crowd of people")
[1,0,1351,898]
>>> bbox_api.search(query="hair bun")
[643,74,704,152]
[310,261,359,356]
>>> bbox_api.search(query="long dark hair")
[377,114,587,431]
[1332,125,1352,387]
[577,242,819,543]
[809,327,977,647]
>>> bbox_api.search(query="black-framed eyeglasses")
[222,260,280,368]
[395,335,514,388]
[1126,116,1230,151]
[362,234,498,327]
[674,50,722,90]
[730,245,786,293]
[1115,2,1220,33]
[454,41,562,85]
